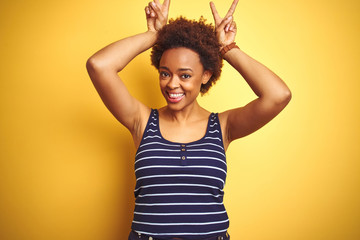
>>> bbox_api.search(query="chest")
[135,110,227,185]
[159,118,209,143]
[134,135,227,191]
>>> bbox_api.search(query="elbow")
[264,87,291,107]
[86,57,101,71]
[275,88,292,107]
[86,57,108,84]
[86,57,118,73]
[282,88,292,104]
[86,57,112,76]
[86,55,111,71]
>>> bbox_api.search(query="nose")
[167,75,180,89]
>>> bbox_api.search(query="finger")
[218,15,233,31]
[149,2,158,17]
[146,4,154,17]
[148,2,155,17]
[154,0,160,7]
[145,6,150,16]
[162,0,170,11]
[225,22,231,32]
[225,0,239,18]
[226,21,236,32]
[145,6,155,30]
[150,1,165,20]
[210,2,222,25]
[229,21,236,32]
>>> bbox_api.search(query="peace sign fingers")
[210,0,239,47]
[145,0,171,32]
[210,0,239,26]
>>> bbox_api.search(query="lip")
[166,91,185,103]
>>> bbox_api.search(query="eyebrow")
[159,66,193,72]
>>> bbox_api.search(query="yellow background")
[1,0,359,239]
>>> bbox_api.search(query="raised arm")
[210,0,291,148]
[86,0,170,146]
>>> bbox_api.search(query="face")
[158,47,212,111]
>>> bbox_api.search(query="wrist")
[146,29,158,37]
[220,42,240,58]
[144,30,158,45]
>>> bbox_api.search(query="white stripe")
[135,165,226,174]
[187,148,225,157]
[133,228,228,236]
[139,141,179,149]
[209,130,219,134]
[136,174,224,185]
[135,202,223,206]
[132,219,229,226]
[205,137,221,141]
[186,156,227,167]
[136,148,180,157]
[143,135,161,140]
[186,142,224,150]
[209,122,218,127]
[134,210,226,216]
[134,183,223,192]
[135,156,179,165]
[149,122,157,126]
[146,129,158,132]
[137,193,223,198]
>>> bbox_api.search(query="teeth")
[169,93,184,98]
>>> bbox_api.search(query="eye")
[160,71,170,79]
[181,74,191,79]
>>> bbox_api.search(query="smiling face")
[159,47,212,111]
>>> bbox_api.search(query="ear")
[202,70,213,84]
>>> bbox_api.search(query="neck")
[162,100,203,123]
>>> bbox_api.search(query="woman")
[86,0,291,239]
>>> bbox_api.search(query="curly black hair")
[151,16,223,95]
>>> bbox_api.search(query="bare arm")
[86,0,170,144]
[86,31,157,131]
[210,0,291,147]
[222,48,292,141]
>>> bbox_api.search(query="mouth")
[166,91,185,103]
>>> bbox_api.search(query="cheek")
[159,79,167,89]
[192,77,205,88]
[183,81,202,93]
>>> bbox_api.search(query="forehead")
[159,47,203,70]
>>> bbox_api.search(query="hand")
[210,0,239,48]
[145,0,170,32]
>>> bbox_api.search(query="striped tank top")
[131,109,229,239]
